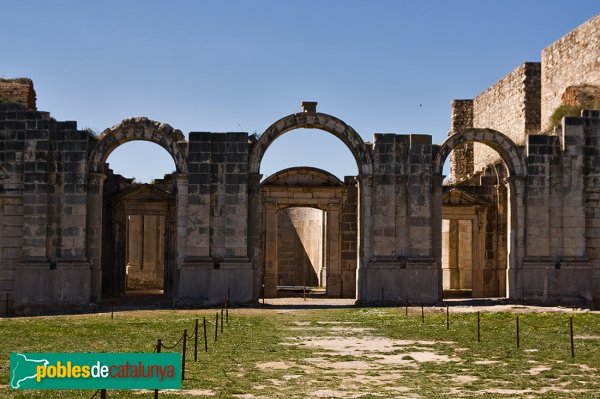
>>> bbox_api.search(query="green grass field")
[1,306,599,398]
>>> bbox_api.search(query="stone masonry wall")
[582,110,600,308]
[541,14,600,131]
[0,105,91,313]
[449,100,474,182]
[187,132,249,262]
[0,78,36,110]
[471,63,541,172]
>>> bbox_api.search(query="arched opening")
[433,129,525,300]
[249,107,372,300]
[87,118,188,305]
[260,128,358,180]
[260,166,358,299]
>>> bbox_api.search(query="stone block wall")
[449,100,474,182]
[371,133,433,258]
[0,103,91,313]
[0,78,36,110]
[364,133,439,304]
[178,131,252,305]
[187,132,249,261]
[471,63,541,172]
[541,14,600,130]
[582,110,600,308]
[341,177,357,298]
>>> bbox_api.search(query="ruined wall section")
[471,63,541,172]
[371,133,434,258]
[187,132,249,260]
[0,105,91,313]
[582,110,600,308]
[365,133,439,303]
[0,105,26,314]
[541,14,600,131]
[449,100,474,182]
[179,132,252,304]
[521,113,595,305]
[0,78,36,110]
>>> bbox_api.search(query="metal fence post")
[194,319,199,362]
[182,330,187,380]
[203,317,208,351]
[155,339,162,399]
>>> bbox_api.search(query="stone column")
[263,202,278,297]
[86,172,106,302]
[356,174,372,302]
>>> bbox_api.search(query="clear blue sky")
[2,1,599,181]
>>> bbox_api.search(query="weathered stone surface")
[0,78,36,110]
[2,14,600,314]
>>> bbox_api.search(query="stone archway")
[249,108,373,176]
[433,128,526,177]
[89,117,188,174]
[87,117,188,302]
[260,167,357,298]
[248,105,372,301]
[432,128,526,301]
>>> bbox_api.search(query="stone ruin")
[1,14,600,314]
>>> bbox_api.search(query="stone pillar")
[86,172,106,302]
[432,174,444,301]
[458,220,473,289]
[506,176,525,300]
[448,220,460,288]
[263,202,278,297]
[174,173,188,297]
[326,203,342,296]
[472,211,484,296]
[356,174,372,302]
[247,173,263,300]
[22,145,49,263]
[561,119,586,258]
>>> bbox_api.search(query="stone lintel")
[220,258,252,269]
[181,257,213,269]
[368,257,437,269]
[18,260,50,269]
[55,258,90,269]
[522,256,590,270]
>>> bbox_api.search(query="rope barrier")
[573,321,600,335]
[160,332,185,350]
[519,318,569,330]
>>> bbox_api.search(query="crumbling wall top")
[0,78,36,110]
